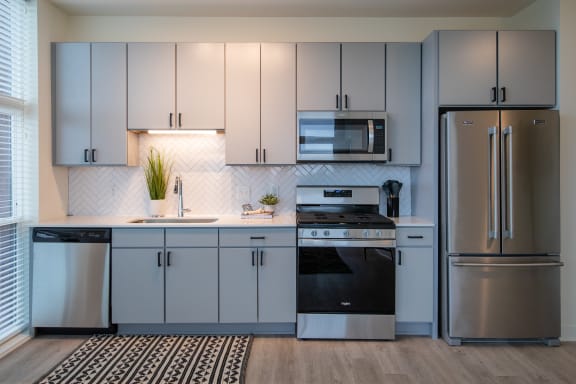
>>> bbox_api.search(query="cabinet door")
[165,247,218,323]
[128,43,175,130]
[219,248,258,323]
[386,43,421,165]
[296,43,340,111]
[111,248,164,323]
[258,247,296,323]
[91,43,129,165]
[341,43,386,111]
[261,43,296,165]
[52,43,91,165]
[498,30,556,106]
[438,31,497,106]
[177,43,225,129]
[225,43,261,164]
[396,247,433,322]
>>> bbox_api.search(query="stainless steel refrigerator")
[440,110,562,346]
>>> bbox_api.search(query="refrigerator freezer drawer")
[448,256,561,340]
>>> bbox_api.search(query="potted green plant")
[144,147,172,216]
[259,193,279,214]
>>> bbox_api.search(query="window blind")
[0,0,35,345]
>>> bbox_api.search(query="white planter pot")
[262,205,276,214]
[148,199,166,217]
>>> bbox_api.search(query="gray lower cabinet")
[111,228,218,324]
[396,227,434,325]
[219,228,296,323]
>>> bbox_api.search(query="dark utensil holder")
[387,197,399,217]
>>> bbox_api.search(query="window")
[0,0,35,347]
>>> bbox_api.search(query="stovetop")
[297,212,395,229]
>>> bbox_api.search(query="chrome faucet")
[174,176,191,217]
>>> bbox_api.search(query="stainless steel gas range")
[296,186,396,340]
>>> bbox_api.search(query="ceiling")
[48,0,537,18]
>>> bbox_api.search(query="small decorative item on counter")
[258,193,279,214]
[144,147,172,217]
[382,179,402,217]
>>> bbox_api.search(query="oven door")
[297,112,387,162]
[298,240,395,315]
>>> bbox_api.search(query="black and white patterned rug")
[37,334,252,384]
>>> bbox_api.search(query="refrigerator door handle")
[503,126,514,239]
[451,261,564,268]
[488,126,498,239]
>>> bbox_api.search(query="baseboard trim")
[117,323,296,335]
[561,325,576,341]
[0,333,32,360]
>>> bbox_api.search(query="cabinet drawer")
[165,228,218,247]
[112,228,164,248]
[219,228,296,247]
[397,227,434,247]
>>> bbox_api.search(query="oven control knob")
[323,230,330,237]
[362,230,370,238]
[375,230,382,238]
[343,230,350,237]
[310,230,318,237]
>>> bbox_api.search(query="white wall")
[64,16,506,43]
[37,0,70,220]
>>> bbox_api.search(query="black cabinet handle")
[178,113,182,127]
[500,87,507,102]
[388,148,392,162]
[263,149,266,163]
[84,149,90,163]
[251,250,255,266]
[398,250,402,266]
[344,94,348,109]
[157,252,162,267]
[250,236,266,240]
[260,250,264,266]
[169,113,173,127]
[407,235,424,239]
[256,148,259,163]
[336,94,339,109]
[91,149,96,163]
[167,251,171,266]
[491,87,497,103]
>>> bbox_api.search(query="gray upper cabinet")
[438,30,556,106]
[53,43,137,166]
[386,43,421,165]
[128,43,225,130]
[128,43,175,130]
[297,43,385,111]
[226,43,296,165]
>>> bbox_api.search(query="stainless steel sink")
[129,217,218,224]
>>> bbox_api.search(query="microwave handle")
[368,120,374,153]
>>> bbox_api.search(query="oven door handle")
[298,238,396,248]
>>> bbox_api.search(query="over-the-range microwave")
[297,111,388,162]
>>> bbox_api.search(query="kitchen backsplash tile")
[68,134,411,216]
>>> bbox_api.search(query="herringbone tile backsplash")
[69,134,411,216]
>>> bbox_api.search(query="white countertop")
[35,214,297,228]
[34,214,433,228]
[391,216,434,227]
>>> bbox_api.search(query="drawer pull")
[407,235,424,239]
[250,236,266,240]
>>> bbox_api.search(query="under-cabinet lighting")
[146,130,220,135]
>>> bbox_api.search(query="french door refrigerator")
[440,110,562,346]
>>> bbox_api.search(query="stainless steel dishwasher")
[32,228,111,328]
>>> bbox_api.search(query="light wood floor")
[1,335,576,384]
